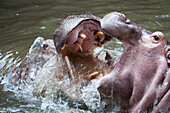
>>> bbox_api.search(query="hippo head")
[53,14,114,87]
[15,39,57,84]
[98,12,169,112]
[41,39,56,60]
[101,12,168,66]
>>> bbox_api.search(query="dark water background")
[0,0,170,112]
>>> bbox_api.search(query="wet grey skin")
[99,12,170,112]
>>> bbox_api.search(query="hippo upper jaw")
[59,20,113,55]
[101,12,151,45]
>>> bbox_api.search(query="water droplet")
[41,26,46,29]
[164,82,168,86]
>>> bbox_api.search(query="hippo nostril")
[154,35,159,41]
[43,44,48,50]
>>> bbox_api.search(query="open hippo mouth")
[62,19,110,53]
[59,19,113,54]
[53,14,113,86]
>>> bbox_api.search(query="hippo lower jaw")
[61,44,116,87]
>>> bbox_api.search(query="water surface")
[0,0,170,112]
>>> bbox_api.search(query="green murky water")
[0,0,170,112]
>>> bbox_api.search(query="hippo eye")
[153,35,159,41]
[151,35,160,43]
[43,44,48,50]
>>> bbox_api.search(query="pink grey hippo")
[98,12,170,112]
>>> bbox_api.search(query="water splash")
[81,80,101,111]
[0,36,124,112]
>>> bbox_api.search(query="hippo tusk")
[95,31,104,47]
[79,33,86,39]
[102,63,107,76]
[87,71,99,79]
[65,56,76,83]
[98,41,102,47]
[96,31,104,36]
[61,44,66,50]
[75,42,83,52]
[95,40,102,47]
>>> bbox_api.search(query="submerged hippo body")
[98,12,170,112]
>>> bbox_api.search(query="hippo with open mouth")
[31,14,115,106]
[53,13,114,85]
[98,12,170,112]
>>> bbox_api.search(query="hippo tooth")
[96,40,102,47]
[102,63,107,77]
[96,31,104,36]
[87,71,99,79]
[65,56,75,83]
[61,44,66,50]
[79,33,86,39]
[96,41,102,47]
[75,42,83,52]
[98,41,102,47]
